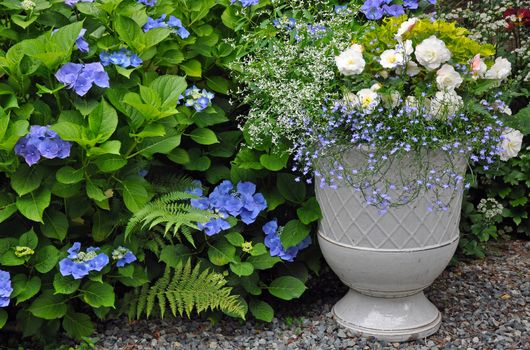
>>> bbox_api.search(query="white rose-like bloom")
[380,49,405,69]
[470,54,487,80]
[499,128,523,161]
[436,64,463,90]
[335,46,366,76]
[370,83,382,91]
[395,18,418,41]
[485,57,512,81]
[343,92,359,108]
[415,35,452,70]
[356,88,379,114]
[405,96,418,109]
[406,61,420,76]
[430,90,463,118]
[390,91,401,108]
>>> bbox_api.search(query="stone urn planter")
[315,149,467,342]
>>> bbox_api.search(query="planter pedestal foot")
[333,289,441,342]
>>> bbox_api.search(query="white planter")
[316,149,466,342]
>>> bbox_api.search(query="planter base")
[333,289,441,342]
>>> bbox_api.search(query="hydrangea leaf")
[280,220,310,249]
[268,276,306,301]
[93,155,127,173]
[249,300,274,322]
[296,197,322,225]
[10,165,46,196]
[276,173,306,203]
[189,127,219,145]
[62,311,94,340]
[56,166,84,185]
[13,276,41,304]
[32,245,60,274]
[247,253,281,270]
[260,153,288,171]
[181,59,202,77]
[0,309,6,329]
[53,273,81,295]
[225,232,244,247]
[80,281,115,308]
[28,291,67,320]
[206,75,230,95]
[119,176,150,213]
[149,75,187,110]
[137,134,182,157]
[229,262,254,277]
[159,245,191,268]
[15,188,51,223]
[19,228,38,249]
[88,99,118,143]
[207,238,236,266]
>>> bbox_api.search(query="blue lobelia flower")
[0,270,13,308]
[231,0,259,7]
[55,62,109,96]
[14,125,72,166]
[100,49,143,68]
[112,246,137,267]
[59,242,109,280]
[361,0,385,20]
[383,4,405,16]
[262,219,312,262]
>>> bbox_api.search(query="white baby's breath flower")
[499,128,523,161]
[380,49,404,69]
[415,35,452,70]
[356,88,379,114]
[395,18,418,41]
[335,45,366,76]
[470,54,487,79]
[406,61,420,76]
[436,64,463,90]
[430,90,463,118]
[485,57,512,81]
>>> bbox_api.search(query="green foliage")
[128,259,246,319]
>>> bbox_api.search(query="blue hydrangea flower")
[137,0,156,6]
[262,219,311,262]
[231,0,259,7]
[0,270,13,308]
[100,49,142,68]
[334,5,350,14]
[361,0,386,20]
[273,17,296,30]
[403,0,419,9]
[64,0,93,6]
[55,62,109,96]
[383,4,404,16]
[112,246,137,267]
[143,15,190,39]
[188,180,267,235]
[181,86,215,112]
[76,28,89,53]
[14,125,72,166]
[59,242,109,280]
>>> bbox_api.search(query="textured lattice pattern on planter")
[316,186,463,250]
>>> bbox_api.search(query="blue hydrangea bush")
[0,0,323,343]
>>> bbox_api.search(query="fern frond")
[129,260,246,320]
[125,187,215,242]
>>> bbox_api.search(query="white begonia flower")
[343,92,359,107]
[436,64,463,90]
[356,88,379,114]
[415,35,452,70]
[406,61,420,76]
[499,128,523,161]
[524,72,530,82]
[380,49,405,69]
[395,18,418,41]
[470,54,487,80]
[430,90,463,118]
[405,96,419,109]
[485,57,512,81]
[335,45,366,76]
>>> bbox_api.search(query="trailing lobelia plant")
[232,5,526,212]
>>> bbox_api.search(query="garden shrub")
[440,0,530,256]
[0,0,323,344]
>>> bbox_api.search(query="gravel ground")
[96,240,530,350]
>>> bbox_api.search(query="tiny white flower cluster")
[477,198,504,220]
